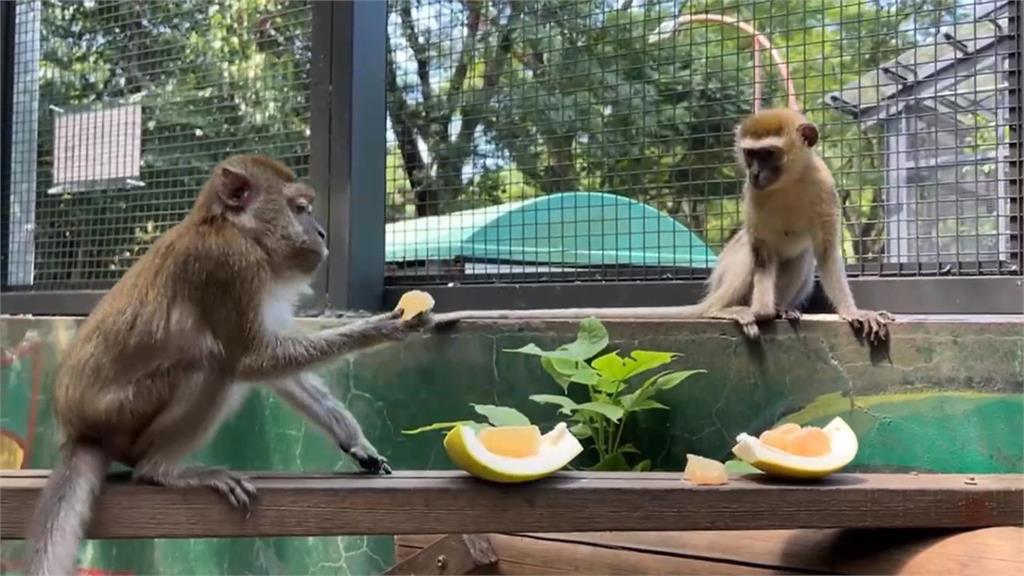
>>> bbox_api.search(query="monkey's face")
[742,145,785,191]
[279,182,327,276]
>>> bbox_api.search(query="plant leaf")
[649,369,706,393]
[618,443,641,454]
[594,375,624,394]
[629,399,670,411]
[569,365,602,386]
[562,317,610,360]
[576,401,625,422]
[400,420,477,435]
[624,350,678,379]
[471,404,531,426]
[725,459,763,475]
[590,351,626,380]
[589,452,630,471]
[529,394,579,415]
[504,343,581,361]
[540,357,572,390]
[569,422,592,439]
[632,459,652,472]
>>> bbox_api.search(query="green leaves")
[508,318,608,391]
[529,394,578,415]
[575,401,625,422]
[404,318,706,476]
[471,404,531,427]
[401,420,477,435]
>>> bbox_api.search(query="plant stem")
[612,414,627,454]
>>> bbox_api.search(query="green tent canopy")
[385,191,718,268]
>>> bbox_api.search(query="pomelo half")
[443,422,584,483]
[731,416,858,479]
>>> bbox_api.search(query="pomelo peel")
[732,416,858,479]
[443,422,583,483]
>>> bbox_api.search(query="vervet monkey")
[435,109,894,341]
[27,155,440,575]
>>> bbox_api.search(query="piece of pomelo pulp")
[394,290,435,321]
[683,454,728,485]
[731,416,858,479]
[443,422,583,483]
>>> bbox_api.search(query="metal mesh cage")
[3,0,312,291]
[384,0,1022,286]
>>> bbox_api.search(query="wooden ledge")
[2,471,1021,540]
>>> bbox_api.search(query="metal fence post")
[0,0,14,290]
[325,0,388,313]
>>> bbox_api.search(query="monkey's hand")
[839,308,895,343]
[397,309,461,332]
[347,442,392,475]
[779,308,802,321]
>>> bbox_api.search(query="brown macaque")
[434,109,894,341]
[27,155,441,576]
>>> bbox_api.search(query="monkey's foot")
[779,308,802,321]
[347,444,392,475]
[707,307,761,339]
[136,465,257,508]
[840,309,895,343]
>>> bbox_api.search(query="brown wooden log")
[2,470,1020,539]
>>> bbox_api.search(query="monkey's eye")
[293,202,312,215]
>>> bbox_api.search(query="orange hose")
[652,13,800,113]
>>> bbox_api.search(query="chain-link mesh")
[2,0,312,291]
[384,0,1021,285]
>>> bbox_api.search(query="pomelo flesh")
[395,290,435,320]
[477,425,542,458]
[758,423,831,457]
[683,454,728,485]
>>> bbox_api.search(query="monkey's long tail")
[27,440,109,576]
[434,303,711,323]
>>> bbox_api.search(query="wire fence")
[2,0,312,291]
[384,0,1021,285]
[1,0,1021,304]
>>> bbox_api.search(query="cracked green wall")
[1,316,1022,574]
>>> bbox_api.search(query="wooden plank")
[482,534,781,575]
[530,528,1024,574]
[2,471,1021,539]
[386,534,497,575]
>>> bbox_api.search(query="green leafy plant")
[404,317,705,472]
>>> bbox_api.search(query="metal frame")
[384,277,1024,315]
[0,0,13,290]
[0,0,1022,318]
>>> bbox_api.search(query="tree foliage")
[23,0,966,285]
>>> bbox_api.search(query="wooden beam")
[2,471,1021,540]
[386,534,497,575]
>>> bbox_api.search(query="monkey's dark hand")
[779,308,802,321]
[347,444,392,475]
[840,309,895,343]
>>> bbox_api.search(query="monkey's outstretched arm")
[268,372,390,474]
[816,231,894,342]
[237,314,429,380]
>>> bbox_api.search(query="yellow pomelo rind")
[731,416,858,479]
[443,422,583,483]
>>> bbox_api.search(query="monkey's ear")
[797,123,819,148]
[217,166,255,209]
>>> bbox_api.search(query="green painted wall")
[1,315,1021,574]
